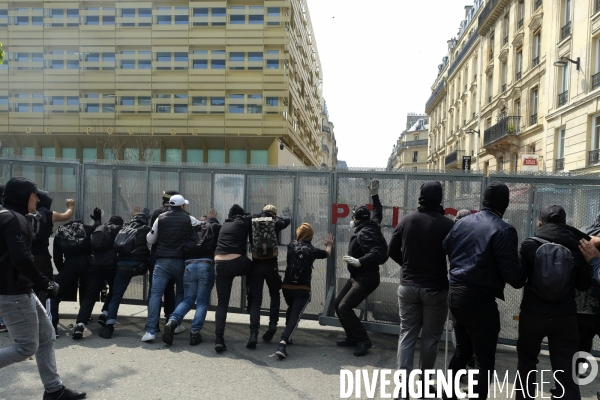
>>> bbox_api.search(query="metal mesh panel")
[179,171,212,218]
[122,275,146,301]
[83,166,113,222]
[114,168,147,221]
[148,170,180,213]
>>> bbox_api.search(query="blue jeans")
[145,258,185,332]
[106,262,139,325]
[170,260,215,332]
[0,293,62,393]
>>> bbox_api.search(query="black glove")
[45,281,60,299]
[90,207,102,222]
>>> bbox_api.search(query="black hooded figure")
[388,181,455,381]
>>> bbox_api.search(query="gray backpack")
[530,237,575,302]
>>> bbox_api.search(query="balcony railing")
[448,33,478,77]
[445,149,465,167]
[592,72,600,91]
[535,0,542,10]
[589,149,600,166]
[555,158,564,171]
[478,0,499,30]
[532,56,539,67]
[558,90,568,107]
[516,71,522,80]
[530,113,538,125]
[483,116,521,147]
[399,139,429,150]
[425,80,445,111]
[561,21,571,40]
[518,19,523,29]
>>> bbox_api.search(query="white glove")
[367,179,379,196]
[343,255,361,267]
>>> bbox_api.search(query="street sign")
[462,156,471,172]
[521,154,539,172]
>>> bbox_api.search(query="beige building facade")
[387,114,429,170]
[0,0,335,168]
[425,0,600,174]
[320,99,337,169]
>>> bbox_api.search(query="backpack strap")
[530,237,550,245]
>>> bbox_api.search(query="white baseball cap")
[169,194,189,206]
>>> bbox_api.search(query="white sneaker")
[141,332,155,342]
[174,325,185,334]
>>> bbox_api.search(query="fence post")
[111,167,117,215]
[325,170,337,313]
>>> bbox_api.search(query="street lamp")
[466,129,480,137]
[553,56,580,71]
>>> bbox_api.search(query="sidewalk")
[0,302,598,400]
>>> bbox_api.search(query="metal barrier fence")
[2,156,600,351]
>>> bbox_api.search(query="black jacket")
[215,214,252,256]
[117,214,151,263]
[443,208,526,300]
[576,213,600,314]
[0,207,50,295]
[388,208,454,290]
[283,241,329,288]
[156,207,192,259]
[519,223,591,316]
[90,222,122,267]
[30,207,53,257]
[347,194,387,278]
[184,217,221,260]
[53,220,98,271]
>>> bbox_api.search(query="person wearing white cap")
[142,194,201,342]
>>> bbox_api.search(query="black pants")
[516,311,580,400]
[334,274,379,343]
[33,254,53,303]
[148,250,176,320]
[50,254,88,329]
[281,288,311,343]
[75,265,116,325]
[447,290,500,400]
[214,256,251,337]
[248,258,281,333]
[577,313,600,353]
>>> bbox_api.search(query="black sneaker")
[276,343,287,359]
[337,337,357,347]
[72,325,84,340]
[43,386,86,400]
[97,314,107,328]
[215,337,227,353]
[247,332,258,349]
[354,340,370,357]
[262,323,277,342]
[162,320,177,345]
[190,331,203,346]
[99,324,114,339]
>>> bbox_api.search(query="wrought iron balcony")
[516,71,521,80]
[483,116,521,147]
[589,149,600,166]
[399,139,429,150]
[530,114,538,126]
[592,72,600,91]
[561,21,571,40]
[445,149,465,167]
[555,158,564,171]
[535,0,542,10]
[532,56,539,67]
[558,90,568,107]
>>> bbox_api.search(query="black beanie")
[229,204,245,217]
[482,181,510,215]
[109,215,124,226]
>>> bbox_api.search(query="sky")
[306,0,476,168]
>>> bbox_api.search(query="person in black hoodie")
[246,204,291,349]
[515,205,591,400]
[443,181,526,400]
[72,215,124,340]
[163,208,221,346]
[100,212,151,339]
[213,204,253,353]
[388,181,454,385]
[335,179,388,357]
[0,177,86,400]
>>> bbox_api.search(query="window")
[0,96,9,112]
[157,7,171,25]
[230,52,245,70]
[533,32,541,66]
[192,96,207,113]
[230,6,245,24]
[413,151,418,162]
[502,62,508,92]
[594,38,600,91]
[211,97,225,114]
[557,128,566,159]
[193,8,208,26]
[192,50,208,69]
[516,49,523,80]
[229,94,245,113]
[503,14,509,44]
[247,94,262,113]
[67,9,79,26]
[530,89,538,125]
[187,149,203,163]
[487,74,493,102]
[212,8,226,26]
[174,94,188,113]
[266,50,280,69]
[267,7,280,26]
[515,100,521,117]
[250,150,268,165]
[518,2,524,28]
[229,149,247,164]
[266,97,278,114]
[497,157,504,171]
[174,52,188,70]
[248,52,263,70]
[156,52,170,70]
[51,57,65,69]
[0,9,8,27]
[249,6,264,25]
[559,62,569,106]
[489,32,495,60]
[166,149,182,162]
[208,149,225,163]
[211,50,226,69]
[83,148,97,161]
[174,7,189,25]
[593,116,600,150]
[121,8,135,26]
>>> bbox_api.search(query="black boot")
[97,314,107,328]
[247,332,258,349]
[215,337,227,353]
[99,324,114,339]
[262,323,277,341]
[354,340,371,357]
[336,337,357,347]
[190,331,203,346]
[162,320,178,345]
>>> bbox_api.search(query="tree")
[0,42,4,65]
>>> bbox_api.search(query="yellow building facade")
[0,0,332,167]
[426,0,600,174]
[387,114,429,170]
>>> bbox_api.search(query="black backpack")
[91,224,114,251]
[358,226,389,265]
[113,226,138,257]
[184,222,216,255]
[530,237,575,302]
[286,241,314,285]
[55,220,89,254]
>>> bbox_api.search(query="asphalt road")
[0,302,598,400]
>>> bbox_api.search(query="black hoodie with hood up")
[388,181,455,290]
[30,192,54,257]
[0,177,50,295]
